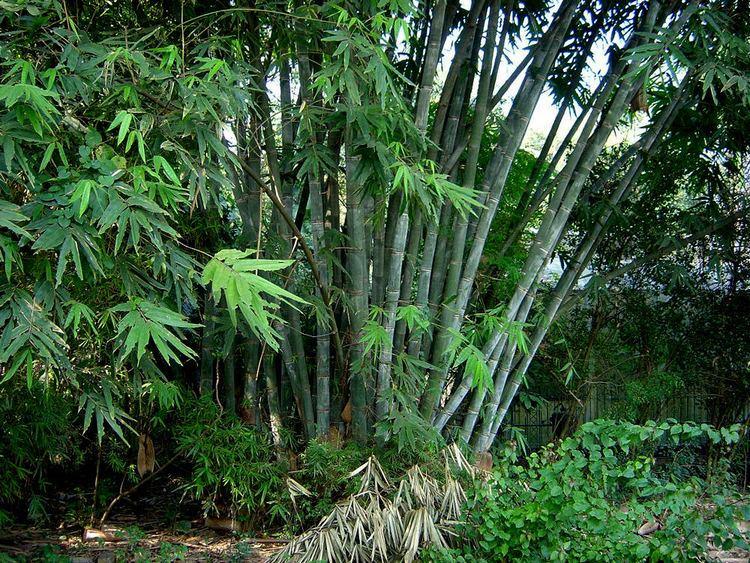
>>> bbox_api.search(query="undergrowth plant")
[436,420,749,562]
[0,382,82,525]
[293,440,369,525]
[175,397,287,526]
[272,445,475,562]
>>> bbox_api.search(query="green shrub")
[442,420,749,562]
[176,399,450,533]
[176,397,286,525]
[0,384,83,523]
[290,439,370,526]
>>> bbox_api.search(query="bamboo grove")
[0,0,748,454]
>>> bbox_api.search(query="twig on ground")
[97,451,181,527]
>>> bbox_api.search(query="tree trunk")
[345,136,369,443]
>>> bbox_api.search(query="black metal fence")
[504,383,746,450]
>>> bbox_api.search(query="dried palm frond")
[321,502,357,539]
[277,529,314,561]
[365,489,386,514]
[287,477,313,499]
[402,507,447,563]
[394,479,413,512]
[443,442,475,476]
[273,448,472,562]
[381,500,404,548]
[317,507,339,528]
[405,465,440,510]
[351,543,376,563]
[349,455,390,494]
[368,510,390,562]
[343,494,369,520]
[345,515,369,553]
[301,527,346,563]
[439,476,467,522]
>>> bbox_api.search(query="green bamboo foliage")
[470,5,673,453]
[422,0,580,420]
[2,0,740,457]
[480,79,690,446]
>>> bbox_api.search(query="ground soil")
[2,492,748,561]
[0,518,285,562]
[0,489,285,562]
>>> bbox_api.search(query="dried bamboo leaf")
[276,456,464,563]
[136,433,155,477]
[287,477,313,499]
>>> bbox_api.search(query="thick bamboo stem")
[345,139,369,442]
[421,0,579,419]
[298,51,332,437]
